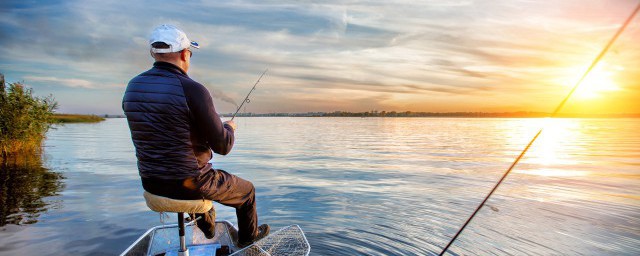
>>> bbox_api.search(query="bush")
[0,73,58,157]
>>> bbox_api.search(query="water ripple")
[0,118,638,255]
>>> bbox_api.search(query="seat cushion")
[143,191,213,213]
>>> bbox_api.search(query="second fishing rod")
[438,3,640,255]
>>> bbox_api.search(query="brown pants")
[194,169,258,244]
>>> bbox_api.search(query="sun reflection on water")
[500,118,640,212]
[517,168,590,177]
[510,118,586,177]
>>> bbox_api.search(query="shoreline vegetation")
[1,72,69,226]
[223,111,640,118]
[1,73,106,158]
[52,114,105,123]
[1,74,57,157]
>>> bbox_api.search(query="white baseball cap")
[149,24,200,53]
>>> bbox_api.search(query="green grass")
[52,114,105,123]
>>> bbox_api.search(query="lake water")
[0,117,639,255]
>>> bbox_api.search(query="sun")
[572,63,622,99]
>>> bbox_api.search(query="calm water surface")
[0,117,638,255]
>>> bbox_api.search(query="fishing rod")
[439,3,640,255]
[230,69,268,121]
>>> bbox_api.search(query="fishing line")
[439,4,640,255]
[231,69,268,121]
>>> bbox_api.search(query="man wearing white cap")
[122,24,269,248]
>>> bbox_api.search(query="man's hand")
[223,120,237,132]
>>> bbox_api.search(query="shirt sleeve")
[180,76,235,155]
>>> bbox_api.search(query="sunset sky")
[1,0,639,115]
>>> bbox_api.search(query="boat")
[120,219,310,256]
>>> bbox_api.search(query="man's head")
[148,24,199,73]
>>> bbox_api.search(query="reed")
[0,73,58,157]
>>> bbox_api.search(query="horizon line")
[58,111,640,118]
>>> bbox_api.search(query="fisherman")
[122,24,269,247]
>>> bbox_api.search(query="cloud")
[1,0,639,114]
[23,76,96,89]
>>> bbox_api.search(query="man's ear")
[180,50,189,61]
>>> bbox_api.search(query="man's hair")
[151,42,171,49]
[151,42,180,61]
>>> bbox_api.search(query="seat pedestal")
[178,212,188,256]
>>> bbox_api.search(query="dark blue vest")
[122,65,199,180]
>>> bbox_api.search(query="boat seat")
[143,191,213,213]
[143,191,215,256]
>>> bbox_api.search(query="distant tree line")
[225,111,639,118]
[321,111,554,117]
